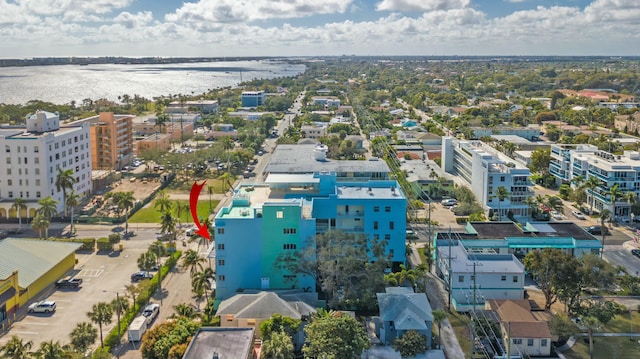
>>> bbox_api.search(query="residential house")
[486,300,552,357]
[376,287,433,347]
[311,96,341,108]
[614,112,640,133]
[182,327,257,359]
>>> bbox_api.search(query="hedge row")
[103,250,183,353]
[47,237,96,251]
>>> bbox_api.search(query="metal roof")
[0,239,81,288]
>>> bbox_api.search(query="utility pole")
[116,291,121,359]
[447,227,453,312]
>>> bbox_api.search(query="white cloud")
[165,0,354,24]
[114,11,153,29]
[376,0,471,12]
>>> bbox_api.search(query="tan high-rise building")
[81,112,134,170]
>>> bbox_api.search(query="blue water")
[0,60,305,105]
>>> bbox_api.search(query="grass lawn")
[129,199,219,224]
[563,312,640,359]
[165,177,235,194]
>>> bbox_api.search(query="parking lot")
[0,228,159,349]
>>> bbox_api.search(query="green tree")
[31,214,49,240]
[87,302,113,348]
[303,312,369,359]
[69,322,97,353]
[383,264,417,287]
[125,283,142,312]
[154,190,172,214]
[545,196,564,214]
[609,183,622,217]
[56,167,76,216]
[174,201,188,227]
[181,249,206,276]
[261,330,295,359]
[36,196,58,239]
[172,303,197,319]
[494,185,510,221]
[140,316,201,359]
[432,309,447,349]
[583,316,601,359]
[523,248,575,310]
[160,211,176,241]
[138,252,157,272]
[66,190,81,235]
[191,267,215,305]
[111,294,130,338]
[11,198,27,230]
[113,191,135,236]
[550,313,578,344]
[0,335,33,359]
[259,314,302,342]
[530,148,551,175]
[33,340,65,359]
[207,185,215,213]
[392,330,427,358]
[584,176,600,214]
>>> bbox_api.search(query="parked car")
[572,210,586,220]
[28,300,56,313]
[142,303,160,322]
[55,277,83,289]
[585,225,608,235]
[131,271,153,282]
[185,227,198,236]
[550,211,563,220]
[631,249,640,258]
[441,199,457,206]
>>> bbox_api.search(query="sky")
[0,0,639,58]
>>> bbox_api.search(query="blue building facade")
[213,172,407,301]
[241,91,265,108]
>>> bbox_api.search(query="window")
[283,228,297,234]
[283,244,297,250]
[373,221,378,230]
[470,275,475,281]
[35,168,40,175]
[513,339,522,345]
[217,243,225,250]
[513,276,519,283]
[36,191,41,198]
[385,206,391,212]
[374,206,379,212]
[218,259,225,266]
[527,339,534,346]
[541,339,548,347]
[247,319,256,326]
[8,191,13,198]
[458,275,464,282]
[6,168,10,175]
[501,275,507,281]
[219,275,226,281]
[217,228,224,235]
[24,157,27,164]
[389,221,394,230]
[6,158,10,164]
[4,146,9,153]
[500,176,505,182]
[276,210,283,219]
[384,234,390,240]
[34,146,39,153]
[7,179,12,185]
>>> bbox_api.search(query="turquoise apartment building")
[213,172,407,301]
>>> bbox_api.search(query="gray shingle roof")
[0,239,81,288]
[216,291,316,319]
[377,289,433,330]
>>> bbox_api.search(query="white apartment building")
[551,143,640,217]
[0,111,92,218]
[300,124,327,139]
[441,137,533,220]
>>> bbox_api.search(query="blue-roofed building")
[376,287,433,347]
[212,170,407,301]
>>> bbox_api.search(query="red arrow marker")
[190,180,211,240]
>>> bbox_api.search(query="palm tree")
[87,302,113,348]
[495,186,510,221]
[174,200,188,227]
[31,214,49,240]
[624,191,637,219]
[383,264,417,287]
[34,340,65,359]
[191,267,215,303]
[55,168,76,216]
[114,191,135,236]
[524,196,537,219]
[583,316,601,359]
[432,309,447,349]
[69,322,97,353]
[154,190,172,214]
[545,196,564,214]
[66,190,81,235]
[0,335,33,359]
[160,211,176,242]
[137,252,157,273]
[148,241,166,265]
[36,196,59,239]
[261,330,295,359]
[609,183,622,218]
[124,284,142,312]
[111,295,129,343]
[182,249,207,275]
[584,176,600,214]
[172,303,197,318]
[11,198,27,230]
[207,185,215,213]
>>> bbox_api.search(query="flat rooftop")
[337,185,405,200]
[182,327,254,359]
[438,243,524,274]
[435,222,597,241]
[265,144,389,174]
